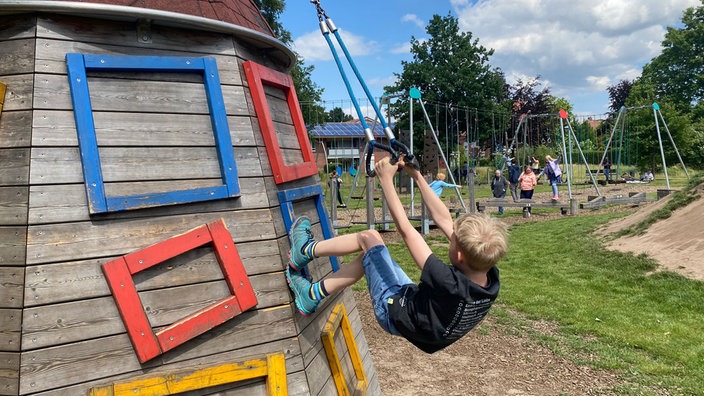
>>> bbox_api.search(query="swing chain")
[310,0,328,21]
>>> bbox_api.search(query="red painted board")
[208,220,258,311]
[123,224,212,274]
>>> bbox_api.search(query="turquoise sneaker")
[285,265,319,316]
[288,216,314,271]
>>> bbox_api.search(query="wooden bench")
[477,199,569,217]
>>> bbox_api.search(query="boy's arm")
[403,162,454,239]
[375,158,432,270]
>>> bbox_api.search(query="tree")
[385,13,508,163]
[642,2,704,109]
[254,0,326,126]
[606,79,634,113]
[326,107,353,122]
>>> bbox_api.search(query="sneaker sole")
[284,263,313,316]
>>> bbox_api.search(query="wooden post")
[329,179,338,234]
[421,201,430,235]
[468,172,476,214]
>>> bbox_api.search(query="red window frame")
[102,219,257,363]
[243,60,317,184]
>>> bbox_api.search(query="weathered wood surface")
[30,339,308,396]
[0,187,28,226]
[0,308,20,352]
[0,351,19,395]
[34,37,242,85]
[0,14,36,41]
[0,148,29,185]
[0,267,23,308]
[26,209,277,265]
[25,238,283,307]
[28,177,269,225]
[36,14,237,55]
[22,271,289,350]
[29,145,263,185]
[0,110,31,148]
[32,110,259,147]
[0,38,35,75]
[19,305,296,393]
[35,73,250,115]
[0,227,26,266]
[0,74,33,111]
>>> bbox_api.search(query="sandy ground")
[337,181,703,395]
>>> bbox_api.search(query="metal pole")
[409,97,415,217]
[366,176,375,230]
[566,117,600,196]
[330,178,338,233]
[656,108,689,179]
[468,171,476,213]
[558,116,572,199]
[653,103,671,190]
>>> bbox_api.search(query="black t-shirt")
[387,254,500,353]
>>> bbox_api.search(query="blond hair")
[453,213,508,272]
[436,172,446,181]
[545,155,554,162]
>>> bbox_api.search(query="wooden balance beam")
[477,199,569,217]
[579,192,653,209]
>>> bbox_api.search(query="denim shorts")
[362,245,413,335]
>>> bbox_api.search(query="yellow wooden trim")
[321,303,368,396]
[90,353,287,396]
[0,82,6,115]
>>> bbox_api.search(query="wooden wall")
[0,12,379,396]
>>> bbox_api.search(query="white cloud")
[390,42,412,54]
[291,29,381,62]
[402,13,425,29]
[452,0,700,111]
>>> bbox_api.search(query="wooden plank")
[35,73,250,115]
[26,209,277,264]
[0,186,27,226]
[0,308,20,352]
[0,227,26,266]
[30,339,305,396]
[29,145,263,185]
[36,14,236,56]
[0,148,29,185]
[0,267,23,308]
[24,239,283,306]
[22,273,288,350]
[0,38,35,75]
[34,38,242,85]
[0,74,33,111]
[0,351,19,395]
[28,177,270,225]
[0,14,36,40]
[32,110,256,147]
[20,306,295,393]
[0,110,32,148]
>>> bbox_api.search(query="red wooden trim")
[208,220,258,311]
[102,258,161,363]
[155,295,242,353]
[102,219,257,363]
[123,224,212,274]
[243,60,317,184]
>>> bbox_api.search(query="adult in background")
[507,160,521,202]
[518,165,537,217]
[602,157,612,182]
[491,169,509,215]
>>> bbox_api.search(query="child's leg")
[289,217,364,271]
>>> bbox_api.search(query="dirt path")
[342,182,701,395]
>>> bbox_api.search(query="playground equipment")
[0,2,380,395]
[596,103,689,190]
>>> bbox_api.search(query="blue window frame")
[278,184,339,271]
[65,53,240,214]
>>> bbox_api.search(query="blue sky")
[280,0,699,118]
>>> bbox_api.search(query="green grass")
[340,212,704,395]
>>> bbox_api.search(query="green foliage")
[384,13,509,158]
[326,107,353,122]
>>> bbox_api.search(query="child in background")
[518,165,537,216]
[429,172,460,197]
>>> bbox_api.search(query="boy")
[285,157,508,353]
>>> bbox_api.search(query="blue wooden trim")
[65,53,241,214]
[65,53,108,213]
[277,185,339,271]
[203,58,240,196]
[106,186,233,212]
[82,54,206,72]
